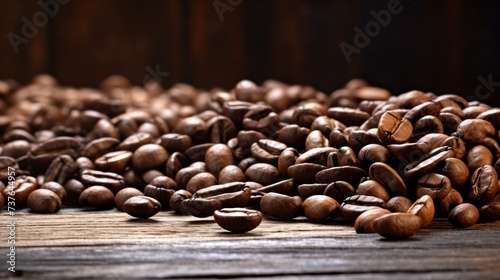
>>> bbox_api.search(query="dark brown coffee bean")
[415,173,452,201]
[435,188,463,217]
[297,183,328,199]
[356,180,390,202]
[260,192,303,220]
[184,143,214,162]
[175,163,206,189]
[316,166,366,186]
[214,208,263,233]
[340,195,385,221]
[186,172,217,194]
[207,116,237,144]
[205,144,234,177]
[169,189,192,214]
[407,195,435,228]
[75,157,94,174]
[394,90,431,108]
[222,100,252,125]
[27,189,62,213]
[193,182,251,208]
[165,152,188,178]
[287,163,327,183]
[277,124,310,150]
[234,80,265,103]
[310,116,343,138]
[466,145,494,173]
[44,155,77,185]
[385,196,413,213]
[242,104,280,136]
[144,176,177,208]
[114,117,138,139]
[94,150,132,173]
[404,101,441,123]
[404,146,454,179]
[159,133,192,154]
[291,102,327,128]
[456,119,495,144]
[63,179,85,205]
[346,129,381,152]
[303,195,340,221]
[328,146,359,167]
[296,147,336,166]
[368,162,407,197]
[442,158,469,187]
[81,137,120,160]
[123,196,162,219]
[258,179,295,195]
[114,188,144,211]
[468,165,498,202]
[278,148,299,177]
[354,208,391,233]
[411,115,443,141]
[329,129,348,148]
[448,203,479,228]
[79,186,115,208]
[373,213,422,239]
[218,165,245,184]
[2,175,37,206]
[377,111,413,144]
[40,181,66,201]
[358,144,390,167]
[1,139,31,159]
[245,163,280,186]
[327,107,370,127]
[323,181,356,202]
[305,130,330,150]
[173,116,208,144]
[439,112,462,135]
[117,132,153,152]
[182,197,222,217]
[132,144,169,172]
[88,119,119,140]
[479,201,500,222]
[80,169,125,194]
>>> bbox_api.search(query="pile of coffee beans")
[1,75,500,239]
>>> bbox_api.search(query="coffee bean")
[132,144,169,171]
[44,155,77,185]
[415,173,452,201]
[258,179,295,195]
[182,197,222,218]
[40,181,66,201]
[292,102,328,128]
[404,146,454,179]
[377,111,413,144]
[94,150,132,173]
[316,166,366,186]
[407,195,435,228]
[356,180,390,202]
[368,162,407,197]
[218,165,245,184]
[245,163,280,186]
[435,188,463,217]
[323,181,356,202]
[169,189,192,214]
[288,163,327,183]
[193,182,251,208]
[302,195,340,221]
[186,172,217,194]
[277,124,310,150]
[479,201,500,222]
[260,192,303,220]
[214,208,263,233]
[123,196,162,219]
[142,169,164,184]
[144,176,177,209]
[358,144,390,167]
[80,169,125,194]
[448,203,479,228]
[117,132,153,152]
[2,175,37,206]
[466,145,493,173]
[297,183,328,199]
[159,133,192,154]
[404,101,441,123]
[340,195,385,221]
[468,165,498,202]
[441,158,469,187]
[456,119,495,144]
[385,196,413,213]
[27,189,62,213]
[278,148,299,177]
[327,107,370,127]
[354,208,391,233]
[78,186,115,209]
[114,188,144,211]
[373,213,422,239]
[205,144,234,177]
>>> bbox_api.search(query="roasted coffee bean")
[234,80,265,103]
[159,133,192,153]
[373,213,422,239]
[182,197,222,218]
[358,144,390,167]
[329,128,348,148]
[340,195,385,221]
[132,144,169,171]
[186,172,217,194]
[117,132,153,152]
[144,176,177,208]
[435,188,463,217]
[44,155,77,185]
[466,145,494,173]
[246,163,280,185]
[442,158,469,187]
[323,181,356,202]
[205,144,234,177]
[416,133,449,151]
[175,164,206,189]
[94,150,132,173]
[277,124,310,150]
[193,182,251,208]
[218,165,245,184]
[404,146,454,179]
[415,173,452,201]
[172,116,208,144]
[81,137,120,160]
[142,169,164,184]
[440,136,466,160]
[75,157,94,174]
[165,151,188,178]
[404,101,441,123]
[356,180,390,202]
[242,104,280,135]
[1,139,31,159]
[79,186,115,208]
[377,111,413,145]
[479,201,500,222]
[2,175,37,206]
[123,196,162,219]
[448,203,479,228]
[296,147,336,166]
[114,188,144,211]
[310,116,342,138]
[260,192,303,220]
[316,166,366,186]
[27,189,62,213]
[169,189,192,214]
[456,119,495,144]
[302,195,340,221]
[439,112,462,135]
[368,162,407,197]
[114,117,138,139]
[305,130,330,150]
[346,129,380,152]
[328,146,359,167]
[407,195,435,228]
[80,169,125,194]
[0,156,17,181]
[297,183,328,199]
[278,148,299,177]
[258,179,295,195]
[40,181,66,201]
[291,102,327,128]
[287,163,326,183]
[327,107,370,127]
[385,196,413,213]
[468,165,498,202]
[354,208,391,233]
[63,179,86,205]
[214,208,263,233]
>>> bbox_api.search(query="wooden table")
[2,208,500,279]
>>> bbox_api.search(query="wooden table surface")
[1,208,500,280]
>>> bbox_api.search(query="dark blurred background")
[1,0,500,104]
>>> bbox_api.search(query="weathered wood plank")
[1,209,499,279]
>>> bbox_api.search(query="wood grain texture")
[1,209,499,279]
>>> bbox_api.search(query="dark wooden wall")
[1,0,500,105]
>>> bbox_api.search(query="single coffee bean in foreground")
[123,196,162,219]
[27,189,62,213]
[448,203,479,228]
[373,213,422,239]
[213,208,263,233]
